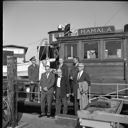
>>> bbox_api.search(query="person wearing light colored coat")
[73,63,91,114]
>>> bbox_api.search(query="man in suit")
[57,58,69,84]
[73,63,91,115]
[55,69,70,115]
[28,56,39,102]
[69,57,79,94]
[39,65,55,118]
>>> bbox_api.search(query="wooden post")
[7,56,18,127]
[124,38,128,83]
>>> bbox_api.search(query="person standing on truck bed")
[28,56,39,102]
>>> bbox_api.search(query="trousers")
[41,91,53,114]
[29,83,38,101]
[74,93,79,115]
[55,87,67,115]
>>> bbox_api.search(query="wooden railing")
[90,83,128,101]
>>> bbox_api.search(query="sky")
[3,1,128,60]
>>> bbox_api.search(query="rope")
[104,7,122,26]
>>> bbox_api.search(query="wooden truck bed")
[77,98,128,128]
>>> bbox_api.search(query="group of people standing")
[28,56,91,118]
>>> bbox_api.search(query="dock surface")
[16,113,77,128]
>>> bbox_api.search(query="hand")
[66,94,70,97]
[30,81,34,84]
[52,69,57,74]
[43,87,48,91]
[71,93,74,96]
[70,76,73,80]
[89,99,91,103]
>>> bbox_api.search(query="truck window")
[64,44,77,59]
[104,40,122,59]
[84,41,98,59]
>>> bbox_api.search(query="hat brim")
[45,65,50,67]
[78,64,84,67]
[30,59,36,61]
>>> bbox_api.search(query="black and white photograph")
[3,1,128,128]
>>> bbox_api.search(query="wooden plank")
[55,114,77,120]
[78,110,128,124]
[116,100,123,114]
[86,63,124,83]
[7,56,18,127]
[91,83,128,86]
[112,98,128,105]
[80,119,111,128]
[55,114,77,127]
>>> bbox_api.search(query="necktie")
[46,73,49,78]
[57,77,61,87]
[77,72,81,80]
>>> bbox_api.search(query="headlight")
[26,87,30,93]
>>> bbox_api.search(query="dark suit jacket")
[55,76,70,98]
[28,64,39,82]
[40,71,55,92]
[57,63,69,86]
[70,64,79,82]
[73,70,91,94]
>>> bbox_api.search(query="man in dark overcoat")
[28,56,39,102]
[39,65,55,118]
[69,57,79,93]
[55,69,70,115]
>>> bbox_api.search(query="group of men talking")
[28,56,91,118]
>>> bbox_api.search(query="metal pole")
[117,83,119,99]
[38,83,40,103]
[37,41,42,103]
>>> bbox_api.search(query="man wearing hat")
[28,56,39,102]
[73,63,91,115]
[39,64,55,118]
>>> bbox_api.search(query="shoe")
[33,99,38,102]
[54,115,58,118]
[38,113,45,118]
[55,113,60,117]
[47,113,51,118]
[29,99,33,102]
